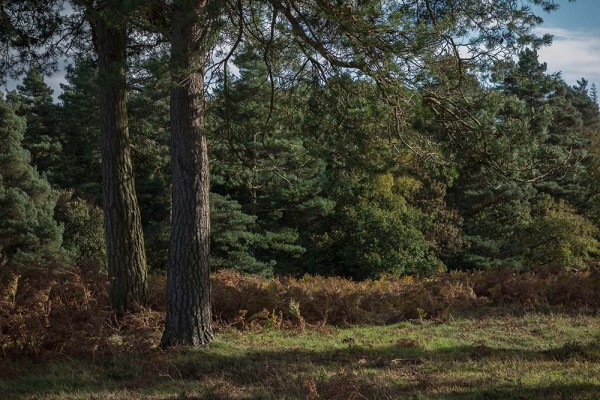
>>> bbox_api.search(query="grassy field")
[2,312,600,400]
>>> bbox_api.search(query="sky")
[2,1,599,100]
[534,0,600,91]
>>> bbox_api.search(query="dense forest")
[1,0,599,350]
[4,49,599,276]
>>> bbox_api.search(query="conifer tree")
[6,68,62,181]
[209,48,320,275]
[590,84,598,105]
[73,0,149,312]
[0,97,63,266]
[1,0,149,312]
[160,0,215,348]
[57,57,102,199]
[434,50,598,270]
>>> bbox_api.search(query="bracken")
[1,263,599,358]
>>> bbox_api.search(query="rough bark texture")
[161,0,213,347]
[90,15,148,313]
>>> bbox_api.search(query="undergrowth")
[1,263,600,358]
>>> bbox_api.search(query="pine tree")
[209,48,320,275]
[210,193,276,276]
[6,67,62,181]
[161,0,214,348]
[2,1,152,312]
[437,51,598,270]
[79,1,149,312]
[0,97,63,266]
[590,84,598,105]
[57,57,102,199]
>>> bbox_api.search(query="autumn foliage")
[2,263,600,358]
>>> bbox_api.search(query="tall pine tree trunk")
[161,0,213,347]
[90,15,148,313]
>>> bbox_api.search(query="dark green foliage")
[459,192,533,270]
[0,96,63,266]
[317,174,443,279]
[210,193,275,276]
[2,1,599,280]
[0,0,67,80]
[3,50,594,278]
[128,64,171,271]
[438,50,600,271]
[55,56,171,270]
[297,78,448,278]
[6,67,62,181]
[208,55,448,278]
[56,57,101,199]
[208,49,319,275]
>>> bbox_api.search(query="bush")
[211,268,600,327]
[314,174,443,279]
[54,191,106,267]
[523,196,599,270]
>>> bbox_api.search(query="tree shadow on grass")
[160,338,600,399]
[420,384,600,400]
[3,337,600,400]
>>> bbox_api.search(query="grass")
[3,267,600,398]
[2,312,600,399]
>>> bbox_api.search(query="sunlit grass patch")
[2,313,600,399]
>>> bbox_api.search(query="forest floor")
[2,312,600,400]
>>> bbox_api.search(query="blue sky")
[534,0,600,90]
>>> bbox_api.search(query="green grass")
[2,313,600,399]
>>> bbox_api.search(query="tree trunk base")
[160,326,213,348]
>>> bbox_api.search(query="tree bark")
[161,0,213,347]
[89,15,148,313]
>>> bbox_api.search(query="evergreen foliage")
[6,67,62,181]
[425,50,600,271]
[210,193,276,276]
[209,49,321,275]
[0,97,63,266]
[57,58,102,199]
[1,0,599,281]
[128,63,171,271]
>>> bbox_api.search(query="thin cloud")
[534,27,600,88]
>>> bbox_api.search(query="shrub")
[523,196,599,270]
[315,174,443,279]
[54,191,106,267]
